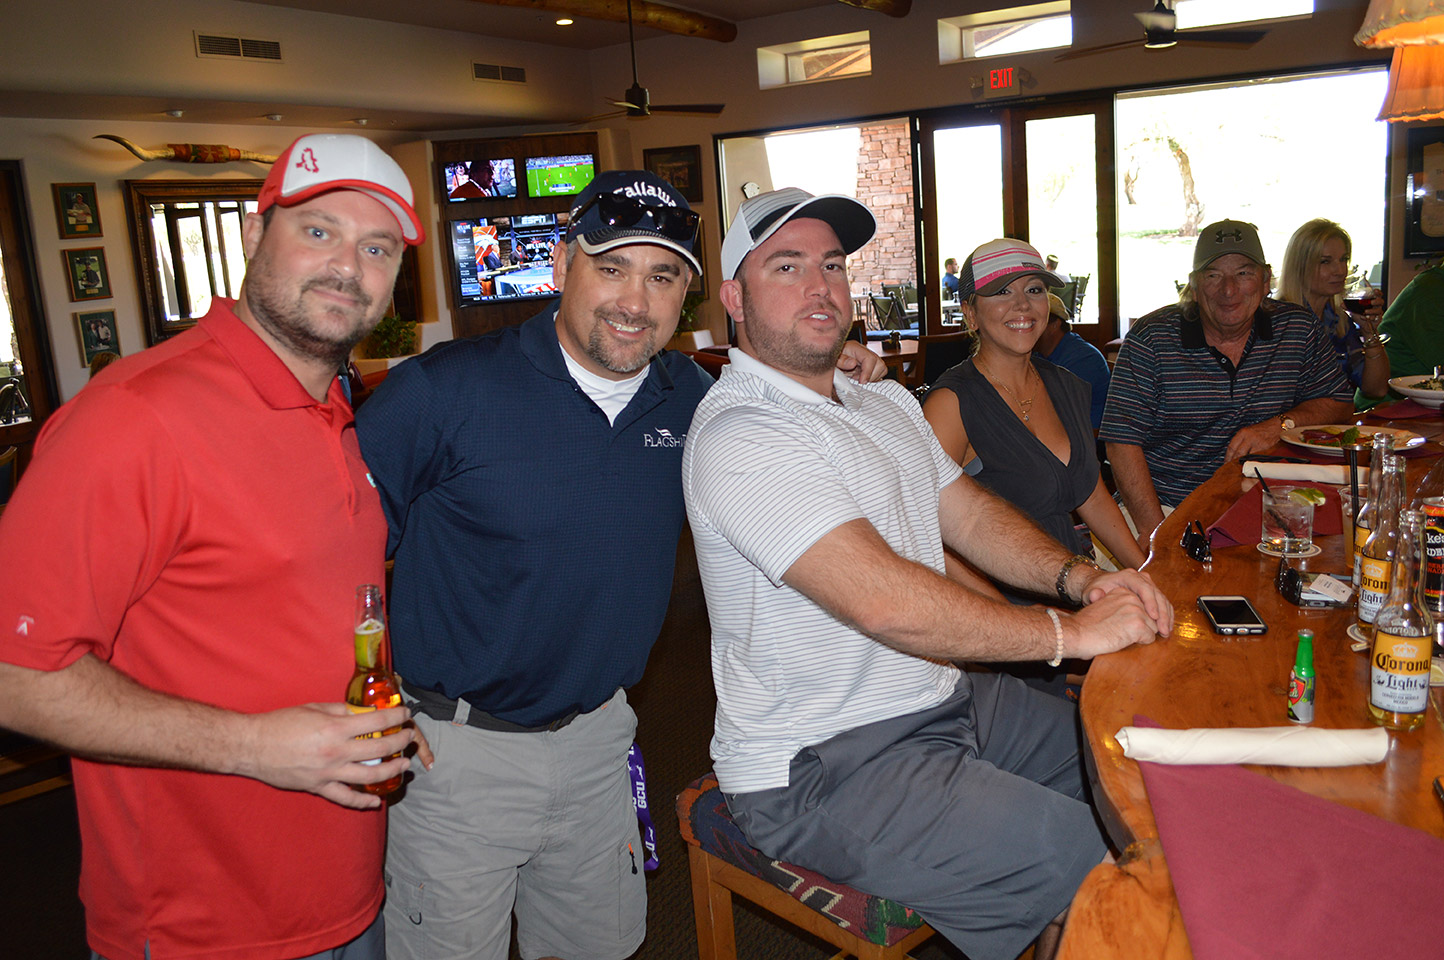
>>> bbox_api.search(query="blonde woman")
[1277,218,1389,402]
[923,239,1146,589]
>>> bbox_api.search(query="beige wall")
[0,0,1418,397]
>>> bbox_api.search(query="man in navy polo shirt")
[356,170,883,960]
[1101,219,1352,553]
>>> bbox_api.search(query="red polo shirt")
[0,300,388,959]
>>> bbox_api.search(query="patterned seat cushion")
[676,772,926,948]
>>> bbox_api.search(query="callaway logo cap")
[1193,219,1266,271]
[720,187,876,281]
[959,238,1062,299]
[565,170,702,274]
[258,134,424,245]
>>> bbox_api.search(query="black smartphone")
[1196,595,1269,635]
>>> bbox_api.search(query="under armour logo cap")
[258,134,425,245]
[720,187,876,281]
[1192,219,1265,271]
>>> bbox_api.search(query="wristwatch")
[1278,415,1296,433]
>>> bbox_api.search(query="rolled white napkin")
[1116,725,1389,766]
[1242,461,1367,486]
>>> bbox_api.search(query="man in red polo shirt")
[0,134,425,960]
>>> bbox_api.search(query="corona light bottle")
[346,584,402,796]
[1356,453,1404,631]
[1353,431,1394,589]
[1368,510,1432,731]
[1408,455,1444,665]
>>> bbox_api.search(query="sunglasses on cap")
[570,192,700,245]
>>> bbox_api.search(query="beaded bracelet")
[1045,608,1065,667]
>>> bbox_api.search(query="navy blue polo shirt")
[1099,299,1350,508]
[356,304,714,726]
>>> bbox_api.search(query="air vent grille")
[474,62,527,83]
[195,32,284,62]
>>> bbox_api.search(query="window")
[939,2,1070,64]
[1174,0,1312,30]
[717,118,917,333]
[1114,68,1387,330]
[757,31,870,89]
[0,159,59,479]
[123,179,262,344]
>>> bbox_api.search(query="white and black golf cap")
[720,187,876,281]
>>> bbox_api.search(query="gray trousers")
[725,671,1106,960]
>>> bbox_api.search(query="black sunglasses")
[569,193,700,245]
[1180,520,1213,564]
[1275,557,1303,605]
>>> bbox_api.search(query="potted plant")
[667,292,714,351]
[353,312,418,375]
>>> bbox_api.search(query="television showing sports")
[524,154,597,198]
[444,158,517,201]
[450,213,569,304]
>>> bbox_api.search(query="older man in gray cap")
[1100,219,1353,553]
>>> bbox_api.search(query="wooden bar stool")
[676,772,935,960]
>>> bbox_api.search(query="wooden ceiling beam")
[837,0,911,16]
[455,0,737,43]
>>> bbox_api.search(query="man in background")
[1359,262,1444,407]
[1101,219,1351,552]
[357,170,883,960]
[1034,292,1111,430]
[0,133,424,960]
[942,256,961,299]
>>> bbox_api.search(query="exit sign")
[984,65,1020,98]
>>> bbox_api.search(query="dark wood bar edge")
[1058,415,1444,960]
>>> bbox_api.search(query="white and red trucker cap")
[258,134,425,245]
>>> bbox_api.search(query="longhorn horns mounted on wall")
[94,134,277,164]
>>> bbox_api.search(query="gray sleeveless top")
[930,356,1097,557]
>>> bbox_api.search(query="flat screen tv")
[443,158,517,201]
[449,212,569,305]
[524,154,596,198]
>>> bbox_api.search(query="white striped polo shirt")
[682,348,964,794]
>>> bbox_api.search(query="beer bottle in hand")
[346,584,402,796]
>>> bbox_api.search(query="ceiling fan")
[583,0,724,121]
[1057,1,1266,61]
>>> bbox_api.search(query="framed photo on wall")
[52,182,102,239]
[1405,125,1444,257]
[74,309,119,365]
[63,247,111,301]
[643,145,703,203]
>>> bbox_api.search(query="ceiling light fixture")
[1357,0,1444,46]
[265,113,284,122]
[351,118,370,126]
[556,18,573,25]
[164,109,185,118]
[1357,0,1444,121]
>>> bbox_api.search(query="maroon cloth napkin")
[1365,398,1440,420]
[1134,716,1444,960]
[1205,482,1341,548]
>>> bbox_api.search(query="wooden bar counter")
[1058,415,1444,960]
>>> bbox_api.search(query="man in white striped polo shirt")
[682,188,1173,960]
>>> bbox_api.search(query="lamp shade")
[1377,46,1444,121]
[1357,0,1444,47]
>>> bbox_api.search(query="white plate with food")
[1281,424,1426,456]
[1388,374,1444,409]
